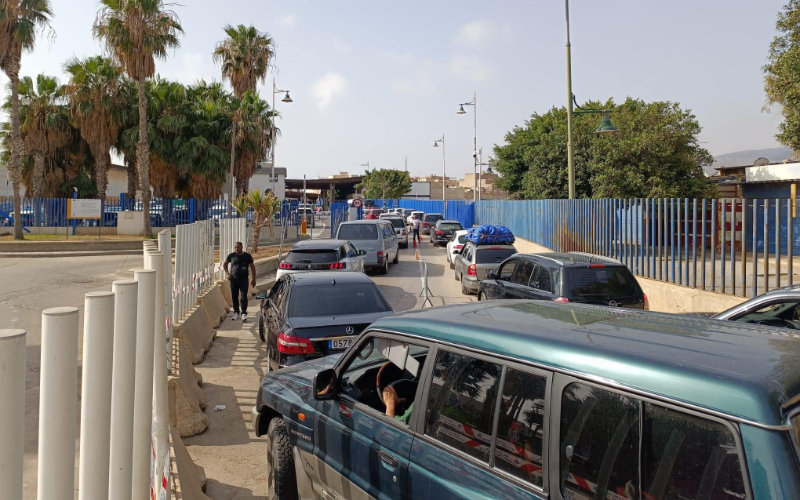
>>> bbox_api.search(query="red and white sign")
[352,199,363,208]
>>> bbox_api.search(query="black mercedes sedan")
[256,271,394,370]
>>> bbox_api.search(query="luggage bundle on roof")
[466,225,515,245]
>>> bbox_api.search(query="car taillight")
[423,222,430,227]
[436,230,445,235]
[467,264,477,276]
[377,251,384,257]
[329,262,345,269]
[589,264,605,268]
[279,262,291,269]
[454,244,463,250]
[554,297,569,303]
[401,230,406,235]
[643,294,649,310]
[277,332,315,354]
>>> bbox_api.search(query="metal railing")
[477,198,800,298]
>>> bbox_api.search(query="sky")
[0,0,789,181]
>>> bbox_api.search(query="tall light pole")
[457,92,477,203]
[270,79,293,199]
[433,135,446,217]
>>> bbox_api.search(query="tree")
[0,0,53,239]
[358,168,412,204]
[493,98,714,199]
[764,1,800,150]
[213,24,274,199]
[234,91,274,196]
[236,190,280,252]
[63,55,127,198]
[94,0,183,237]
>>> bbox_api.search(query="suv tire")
[258,316,266,342]
[267,418,298,500]
[380,260,389,275]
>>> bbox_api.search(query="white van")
[335,220,399,274]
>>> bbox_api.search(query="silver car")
[453,241,517,295]
[379,214,409,248]
[335,220,399,274]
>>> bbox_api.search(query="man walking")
[411,216,422,245]
[224,241,256,321]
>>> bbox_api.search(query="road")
[0,253,144,499]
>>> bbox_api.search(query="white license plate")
[328,337,353,350]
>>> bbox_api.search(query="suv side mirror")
[314,369,338,400]
[487,270,497,279]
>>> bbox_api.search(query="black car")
[712,284,800,329]
[256,271,394,370]
[478,251,648,309]
[430,219,463,245]
[420,213,443,235]
[276,239,366,278]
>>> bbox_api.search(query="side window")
[273,281,289,310]
[511,260,535,285]
[495,368,547,487]
[560,383,747,500]
[531,265,553,293]
[497,259,517,280]
[424,350,502,463]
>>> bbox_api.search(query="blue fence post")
[71,190,77,235]
[189,198,196,223]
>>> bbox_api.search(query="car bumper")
[463,276,480,291]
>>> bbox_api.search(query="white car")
[379,214,409,248]
[276,239,365,279]
[446,229,469,268]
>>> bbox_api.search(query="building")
[249,165,287,199]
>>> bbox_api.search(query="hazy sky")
[0,0,788,180]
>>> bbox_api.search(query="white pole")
[78,292,115,500]
[158,230,174,374]
[146,252,171,500]
[37,307,79,500]
[108,280,138,498]
[0,329,26,500]
[132,269,156,500]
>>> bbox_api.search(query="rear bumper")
[463,276,479,291]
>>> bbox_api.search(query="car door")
[528,264,556,301]
[483,258,518,299]
[314,335,431,499]
[265,278,288,367]
[504,259,537,299]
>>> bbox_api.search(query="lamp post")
[270,79,293,199]
[433,135,446,217]
[457,92,477,203]
[565,0,616,199]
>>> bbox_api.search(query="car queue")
[248,210,800,499]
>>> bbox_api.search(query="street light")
[457,92,477,203]
[270,78,293,199]
[565,0,617,199]
[433,134,446,217]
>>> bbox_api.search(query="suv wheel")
[380,259,389,275]
[266,418,298,500]
[392,249,399,264]
[477,292,484,301]
[258,316,266,342]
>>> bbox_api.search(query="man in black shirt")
[223,241,256,321]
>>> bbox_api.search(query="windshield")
[475,248,517,264]
[338,224,378,240]
[438,223,462,231]
[288,283,392,317]
[384,218,405,229]
[566,267,641,299]
[285,249,337,264]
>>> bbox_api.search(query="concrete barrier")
[171,428,210,499]
[169,335,208,437]
[174,306,216,364]
[199,287,227,328]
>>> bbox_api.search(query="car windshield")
[475,248,517,264]
[425,215,442,222]
[284,249,338,263]
[384,218,405,229]
[288,283,392,317]
[338,224,378,240]
[566,267,640,299]
[438,223,462,231]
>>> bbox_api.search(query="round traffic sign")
[352,199,363,208]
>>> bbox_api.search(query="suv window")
[560,382,746,500]
[285,249,337,264]
[497,259,517,280]
[495,368,547,487]
[566,267,640,300]
[425,351,502,463]
[338,224,378,240]
[531,265,553,293]
[475,247,517,264]
[511,260,534,285]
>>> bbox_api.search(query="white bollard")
[78,292,115,500]
[146,251,171,500]
[109,280,138,499]
[158,230,174,373]
[37,307,79,500]
[132,270,156,500]
[0,329,26,500]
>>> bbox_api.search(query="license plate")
[328,337,353,350]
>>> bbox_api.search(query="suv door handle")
[379,450,398,468]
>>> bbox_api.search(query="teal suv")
[252,300,800,499]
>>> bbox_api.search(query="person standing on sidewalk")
[223,241,256,321]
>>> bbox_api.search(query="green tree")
[94,0,183,236]
[494,98,714,199]
[359,168,412,204]
[0,0,53,239]
[764,0,800,150]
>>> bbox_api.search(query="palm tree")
[0,0,53,239]
[94,0,182,237]
[213,24,274,200]
[63,55,126,199]
[234,91,274,196]
[16,74,71,197]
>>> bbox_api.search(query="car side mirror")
[487,270,497,279]
[358,249,367,256]
[314,369,338,400]
[255,290,267,300]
